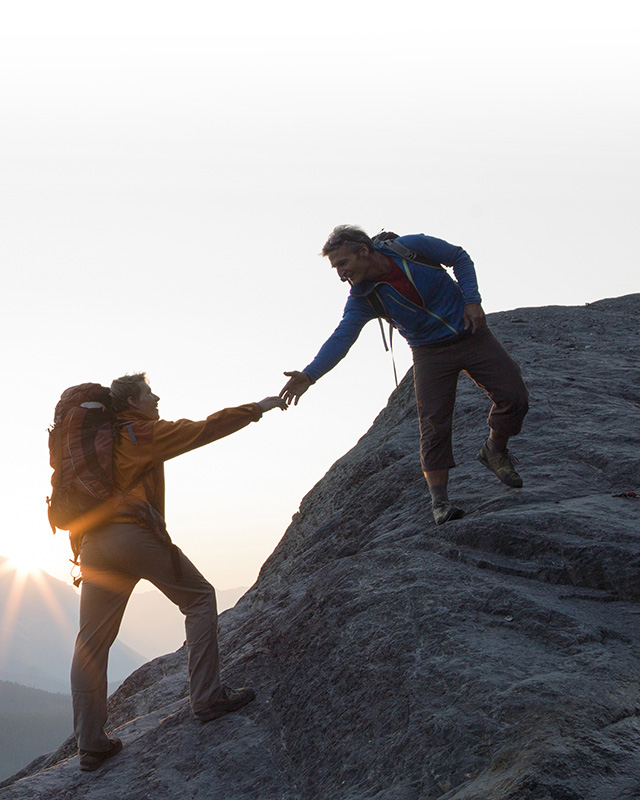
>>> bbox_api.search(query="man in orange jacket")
[71,373,286,771]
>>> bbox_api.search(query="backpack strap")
[366,288,391,323]
[379,238,445,271]
[364,290,400,391]
[124,422,137,445]
[388,325,399,390]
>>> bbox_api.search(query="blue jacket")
[303,234,482,383]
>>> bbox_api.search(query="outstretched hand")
[257,396,288,413]
[279,371,312,406]
[463,303,487,333]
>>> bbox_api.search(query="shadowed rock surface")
[2,294,639,800]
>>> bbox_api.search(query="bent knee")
[513,388,529,414]
[501,377,529,414]
[180,584,217,615]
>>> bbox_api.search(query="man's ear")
[126,395,138,409]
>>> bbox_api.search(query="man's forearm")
[151,404,263,462]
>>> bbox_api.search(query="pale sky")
[1,1,637,591]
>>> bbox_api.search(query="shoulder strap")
[366,288,391,323]
[380,239,445,271]
[364,290,399,390]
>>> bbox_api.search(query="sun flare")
[2,542,43,578]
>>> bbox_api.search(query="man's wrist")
[301,369,316,385]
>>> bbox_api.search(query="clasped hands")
[257,371,311,413]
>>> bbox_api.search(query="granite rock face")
[2,294,640,800]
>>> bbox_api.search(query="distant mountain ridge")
[0,560,145,693]
[0,559,247,694]
[0,559,246,781]
[2,295,639,800]
[119,585,248,659]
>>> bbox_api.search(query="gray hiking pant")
[413,326,529,472]
[71,523,221,753]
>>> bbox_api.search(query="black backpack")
[372,231,445,271]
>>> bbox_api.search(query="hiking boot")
[79,737,123,772]
[477,439,523,488]
[195,686,256,723]
[432,501,465,525]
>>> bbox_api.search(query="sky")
[0,0,637,592]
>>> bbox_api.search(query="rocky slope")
[2,294,639,800]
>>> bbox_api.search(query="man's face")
[129,382,160,420]
[328,243,373,285]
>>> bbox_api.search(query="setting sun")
[0,529,73,585]
[2,542,43,578]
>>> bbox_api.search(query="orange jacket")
[112,403,262,526]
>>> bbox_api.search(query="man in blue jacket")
[280,225,529,524]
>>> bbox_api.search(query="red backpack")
[47,383,117,565]
[47,383,174,584]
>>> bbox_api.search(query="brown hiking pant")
[71,523,221,752]
[413,326,529,472]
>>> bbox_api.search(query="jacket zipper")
[372,259,460,335]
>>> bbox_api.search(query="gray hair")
[321,225,375,257]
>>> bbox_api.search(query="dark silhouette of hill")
[0,682,72,782]
[1,295,639,800]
